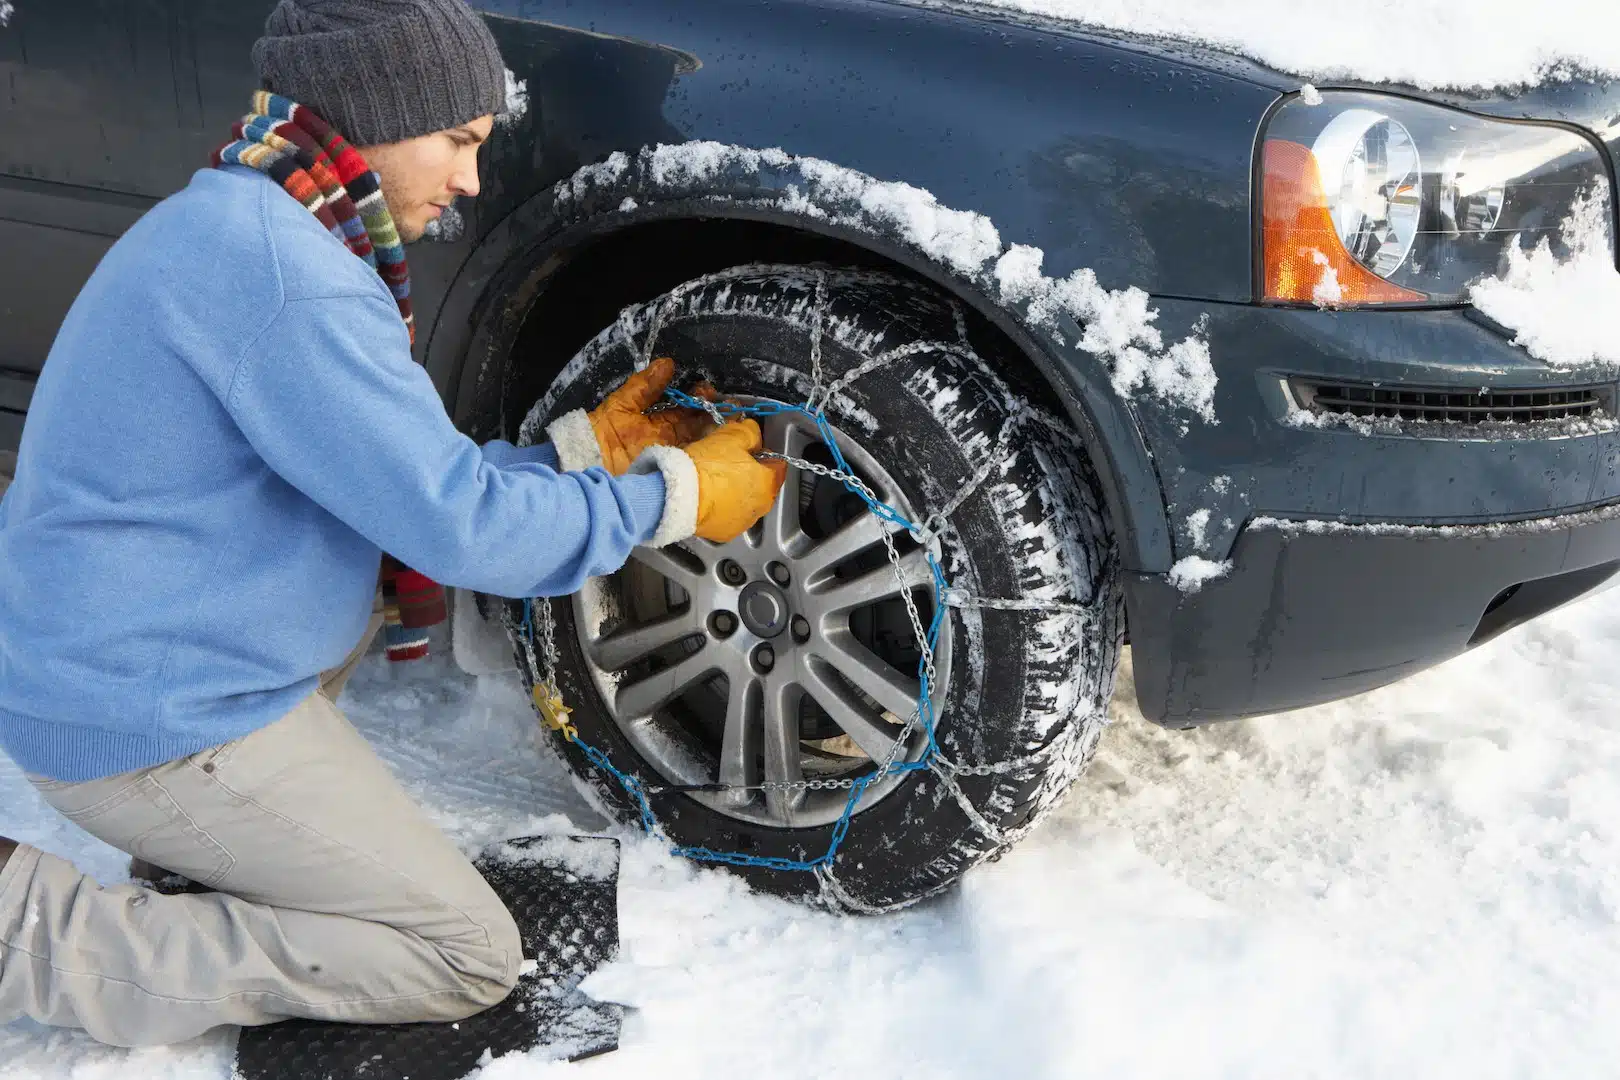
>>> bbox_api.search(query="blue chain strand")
[520,389,951,872]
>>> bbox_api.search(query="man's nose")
[450,162,481,200]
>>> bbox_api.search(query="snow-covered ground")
[5,582,1619,1079]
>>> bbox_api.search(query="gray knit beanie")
[253,0,507,146]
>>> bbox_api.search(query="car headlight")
[1260,90,1615,306]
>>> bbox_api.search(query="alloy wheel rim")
[572,402,952,828]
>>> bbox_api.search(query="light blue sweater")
[0,165,666,782]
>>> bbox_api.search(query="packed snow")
[0,3,13,29]
[6,585,1620,1077]
[963,0,1620,89]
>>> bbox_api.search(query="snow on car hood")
[939,0,1620,90]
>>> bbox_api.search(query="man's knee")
[435,897,523,1016]
[470,900,524,1005]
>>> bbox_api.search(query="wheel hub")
[737,581,790,639]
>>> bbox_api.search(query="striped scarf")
[214,91,413,338]
[214,91,445,662]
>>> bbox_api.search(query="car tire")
[508,264,1123,913]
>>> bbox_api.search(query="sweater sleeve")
[480,439,560,470]
[225,293,663,598]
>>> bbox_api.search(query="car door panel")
[0,0,267,452]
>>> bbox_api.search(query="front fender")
[464,0,1276,301]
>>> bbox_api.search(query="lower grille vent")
[1295,381,1609,425]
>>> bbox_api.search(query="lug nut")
[711,611,737,637]
[791,615,811,642]
[753,644,775,673]
[720,559,747,586]
[767,561,791,587]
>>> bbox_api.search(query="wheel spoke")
[813,629,923,721]
[613,646,722,719]
[797,656,910,763]
[760,416,808,557]
[717,673,762,804]
[810,547,934,616]
[628,544,703,591]
[762,681,806,817]
[795,512,900,585]
[588,608,702,672]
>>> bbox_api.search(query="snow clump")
[496,68,528,127]
[1168,556,1232,593]
[1469,183,1620,369]
[993,244,1216,420]
[1184,508,1211,551]
[1309,250,1343,309]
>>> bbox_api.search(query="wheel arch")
[428,149,1177,574]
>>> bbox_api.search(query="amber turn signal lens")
[1261,139,1426,306]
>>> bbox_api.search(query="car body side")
[3,0,1618,725]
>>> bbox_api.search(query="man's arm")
[224,292,677,598]
[478,440,559,470]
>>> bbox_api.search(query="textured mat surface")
[232,835,623,1079]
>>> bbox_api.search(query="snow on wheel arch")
[552,140,1219,422]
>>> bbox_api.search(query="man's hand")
[590,357,718,474]
[683,418,790,543]
[546,357,718,475]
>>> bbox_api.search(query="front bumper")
[1126,504,1620,725]
[1117,300,1620,725]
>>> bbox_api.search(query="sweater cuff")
[618,471,669,546]
[626,445,699,547]
[547,409,605,473]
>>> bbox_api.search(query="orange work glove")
[547,356,717,475]
[626,418,789,546]
[684,419,790,543]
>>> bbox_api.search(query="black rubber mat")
[233,835,623,1079]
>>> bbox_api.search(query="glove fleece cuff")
[547,409,606,473]
[627,445,700,547]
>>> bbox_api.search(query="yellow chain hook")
[532,683,579,742]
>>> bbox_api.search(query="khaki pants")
[0,596,522,1047]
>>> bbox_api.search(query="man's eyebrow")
[453,126,488,144]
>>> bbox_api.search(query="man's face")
[359,115,494,243]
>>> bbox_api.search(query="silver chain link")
[805,269,829,409]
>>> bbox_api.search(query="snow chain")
[505,272,1092,873]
